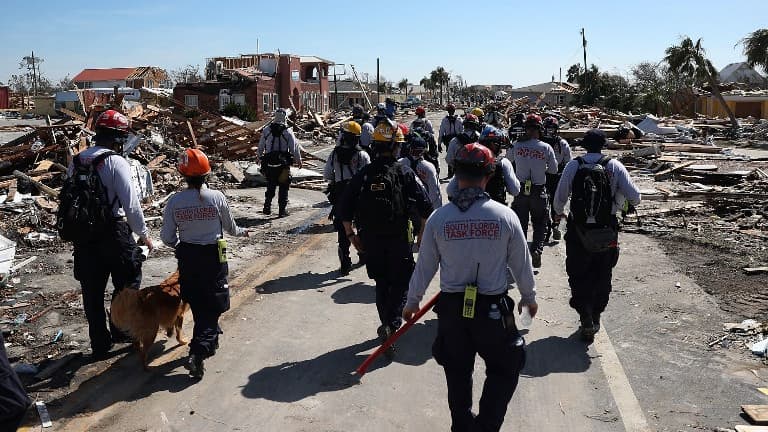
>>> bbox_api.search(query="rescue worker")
[324,121,371,275]
[411,117,440,177]
[447,125,520,204]
[507,112,526,143]
[351,104,375,152]
[258,108,302,217]
[438,103,463,154]
[508,114,558,268]
[470,107,485,125]
[69,109,153,359]
[340,121,433,358]
[0,332,31,430]
[445,113,481,180]
[553,129,641,341]
[541,116,572,241]
[403,143,537,432]
[412,106,434,134]
[400,132,442,211]
[160,148,250,378]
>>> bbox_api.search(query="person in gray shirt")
[508,114,558,268]
[404,143,537,432]
[553,129,641,341]
[542,116,573,242]
[161,148,249,378]
[258,108,302,217]
[325,121,370,274]
[445,113,481,180]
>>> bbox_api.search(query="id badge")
[463,284,477,318]
[524,180,532,196]
[217,238,228,263]
[407,220,414,244]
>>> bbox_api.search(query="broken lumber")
[12,170,59,198]
[654,161,695,181]
[744,267,768,275]
[222,161,245,183]
[742,405,768,424]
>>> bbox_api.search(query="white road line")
[555,240,652,432]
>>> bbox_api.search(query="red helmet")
[178,148,211,177]
[454,143,495,179]
[95,109,130,132]
[446,103,456,111]
[415,106,426,116]
[398,123,409,136]
[463,113,481,132]
[524,114,543,129]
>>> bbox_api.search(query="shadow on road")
[256,269,341,294]
[520,332,591,377]
[241,319,437,403]
[331,282,375,304]
[42,340,196,424]
[234,216,277,228]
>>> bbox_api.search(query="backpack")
[457,133,473,146]
[57,151,119,242]
[356,160,407,235]
[485,159,507,204]
[570,156,613,227]
[262,126,293,172]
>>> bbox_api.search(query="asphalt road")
[28,111,767,432]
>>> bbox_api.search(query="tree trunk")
[707,74,739,130]
[439,84,443,105]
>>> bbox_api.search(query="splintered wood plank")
[742,405,768,423]
[735,426,768,432]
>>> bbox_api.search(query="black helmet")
[352,104,365,118]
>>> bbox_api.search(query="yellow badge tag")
[407,220,414,244]
[217,238,228,263]
[463,284,477,318]
[524,180,532,196]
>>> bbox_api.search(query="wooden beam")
[186,120,198,148]
[654,161,695,181]
[12,170,59,198]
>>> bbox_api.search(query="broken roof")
[72,68,137,82]
[511,81,577,94]
[299,56,333,65]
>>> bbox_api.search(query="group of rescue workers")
[324,102,641,431]
[0,101,640,432]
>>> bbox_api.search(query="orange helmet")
[178,148,211,177]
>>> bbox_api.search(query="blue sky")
[1,0,767,88]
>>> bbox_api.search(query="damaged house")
[173,53,331,119]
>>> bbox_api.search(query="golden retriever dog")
[111,271,190,369]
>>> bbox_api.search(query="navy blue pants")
[0,333,31,431]
[361,233,414,330]
[176,243,230,358]
[511,185,549,255]
[564,222,620,320]
[432,293,526,432]
[73,220,143,354]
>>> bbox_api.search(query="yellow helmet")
[342,120,362,136]
[471,107,485,118]
[372,122,405,143]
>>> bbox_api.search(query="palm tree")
[397,78,409,98]
[420,76,434,99]
[740,29,768,74]
[664,36,738,129]
[430,67,450,105]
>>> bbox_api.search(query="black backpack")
[57,151,119,242]
[457,133,474,146]
[356,160,407,235]
[570,156,613,227]
[485,159,507,204]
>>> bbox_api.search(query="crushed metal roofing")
[299,55,333,64]
[72,66,165,83]
[511,81,577,94]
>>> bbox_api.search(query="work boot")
[579,313,596,342]
[185,354,205,379]
[278,209,289,218]
[552,226,562,241]
[531,251,542,268]
[377,325,396,360]
[262,202,272,215]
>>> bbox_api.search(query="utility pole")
[376,58,380,104]
[331,63,345,109]
[581,28,588,89]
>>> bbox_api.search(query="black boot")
[263,199,272,215]
[579,312,596,342]
[185,354,205,379]
[278,206,289,218]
